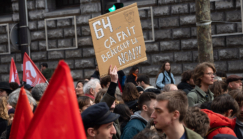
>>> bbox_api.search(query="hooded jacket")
[144,86,161,95]
[177,81,194,95]
[202,109,237,139]
[120,111,147,139]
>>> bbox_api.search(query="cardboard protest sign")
[89,3,147,77]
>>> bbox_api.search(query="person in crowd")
[209,81,228,98]
[156,61,175,90]
[227,75,243,91]
[200,101,212,110]
[121,92,156,139]
[93,65,121,139]
[94,89,108,104]
[132,129,165,139]
[202,94,239,139]
[136,86,144,94]
[151,90,202,139]
[122,82,140,112]
[213,76,223,82]
[137,75,160,94]
[9,82,19,91]
[83,79,102,101]
[177,70,195,94]
[24,84,33,92]
[90,65,100,80]
[78,96,94,113]
[113,104,131,135]
[0,82,12,97]
[216,71,227,81]
[100,76,111,89]
[187,62,215,107]
[41,63,54,81]
[8,108,14,125]
[0,97,8,136]
[75,81,84,97]
[126,66,139,86]
[8,88,37,110]
[31,83,48,105]
[81,102,119,139]
[228,89,243,138]
[162,84,178,92]
[184,107,210,137]
[118,70,126,92]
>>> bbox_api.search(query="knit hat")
[8,108,15,115]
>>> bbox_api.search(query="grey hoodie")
[130,111,147,123]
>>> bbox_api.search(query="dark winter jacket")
[126,74,137,86]
[234,118,243,139]
[177,81,194,95]
[0,118,7,137]
[144,86,161,95]
[120,111,147,139]
[187,86,214,107]
[125,100,138,113]
[91,71,100,79]
[202,109,237,139]
[100,82,120,139]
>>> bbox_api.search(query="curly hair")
[184,107,210,137]
[209,81,228,98]
[0,97,9,120]
[193,62,216,87]
[122,83,140,102]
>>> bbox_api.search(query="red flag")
[9,87,33,139]
[23,52,47,87]
[24,60,86,139]
[9,58,20,85]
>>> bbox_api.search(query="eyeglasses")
[205,73,216,76]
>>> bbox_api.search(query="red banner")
[9,58,20,85]
[23,53,47,87]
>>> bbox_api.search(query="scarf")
[132,73,138,81]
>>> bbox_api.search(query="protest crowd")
[1,59,243,139]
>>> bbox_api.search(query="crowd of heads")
[1,61,243,139]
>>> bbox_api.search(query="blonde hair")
[0,97,9,120]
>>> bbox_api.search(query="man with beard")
[227,75,243,91]
[151,90,202,139]
[177,70,195,94]
[121,92,156,139]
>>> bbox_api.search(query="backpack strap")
[162,73,165,84]
[205,126,228,138]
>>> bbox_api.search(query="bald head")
[163,84,178,92]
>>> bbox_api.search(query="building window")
[0,0,12,16]
[56,0,80,9]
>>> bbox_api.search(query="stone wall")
[0,0,242,86]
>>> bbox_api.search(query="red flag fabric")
[9,58,20,85]
[9,87,33,139]
[24,60,86,139]
[23,52,47,87]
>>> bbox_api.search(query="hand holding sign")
[89,3,147,77]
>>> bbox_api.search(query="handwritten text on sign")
[89,3,147,77]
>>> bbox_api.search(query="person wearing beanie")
[8,108,15,125]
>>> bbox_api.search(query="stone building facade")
[0,0,242,85]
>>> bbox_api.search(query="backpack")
[156,73,165,90]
